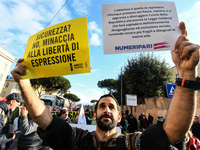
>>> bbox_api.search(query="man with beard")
[11,22,200,150]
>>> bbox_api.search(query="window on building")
[15,84,20,90]
[1,91,6,97]
[3,63,7,71]
[4,82,9,88]
[0,74,3,81]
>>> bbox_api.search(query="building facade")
[0,76,21,97]
[0,47,15,94]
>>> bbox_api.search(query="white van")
[40,94,65,109]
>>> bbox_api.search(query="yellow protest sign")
[22,17,90,79]
[68,111,78,122]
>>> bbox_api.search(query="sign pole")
[121,67,123,113]
[131,106,133,114]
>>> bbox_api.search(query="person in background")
[48,106,52,112]
[17,105,43,150]
[84,109,91,125]
[9,106,22,125]
[125,107,129,116]
[123,114,128,127]
[147,113,154,126]
[52,107,58,111]
[138,112,144,130]
[157,116,164,120]
[119,113,128,134]
[0,93,24,150]
[127,114,138,133]
[60,109,71,123]
[141,115,148,131]
[91,111,96,125]
[74,108,80,124]
[89,110,93,119]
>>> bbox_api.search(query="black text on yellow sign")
[51,111,78,122]
[22,17,90,79]
[68,111,78,122]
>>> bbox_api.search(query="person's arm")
[19,106,38,135]
[163,22,200,145]
[11,59,53,130]
[20,115,38,135]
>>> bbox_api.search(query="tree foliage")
[90,99,98,103]
[113,53,172,104]
[30,76,71,97]
[97,79,117,92]
[63,93,80,106]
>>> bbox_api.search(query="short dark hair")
[94,93,121,113]
[62,109,68,114]
[85,108,90,113]
[129,114,133,117]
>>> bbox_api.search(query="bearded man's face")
[94,97,121,131]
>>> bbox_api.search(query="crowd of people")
[0,93,51,150]
[1,92,199,150]
[1,92,200,150]
[118,112,154,134]
[51,104,154,134]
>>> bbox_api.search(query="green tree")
[30,78,45,97]
[97,79,117,93]
[115,53,172,104]
[90,99,98,103]
[30,76,71,97]
[63,93,80,107]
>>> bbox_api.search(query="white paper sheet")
[102,1,181,54]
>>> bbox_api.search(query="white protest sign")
[126,94,137,106]
[102,2,180,54]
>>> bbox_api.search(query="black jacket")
[0,101,13,150]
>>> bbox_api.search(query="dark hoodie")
[0,101,14,150]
